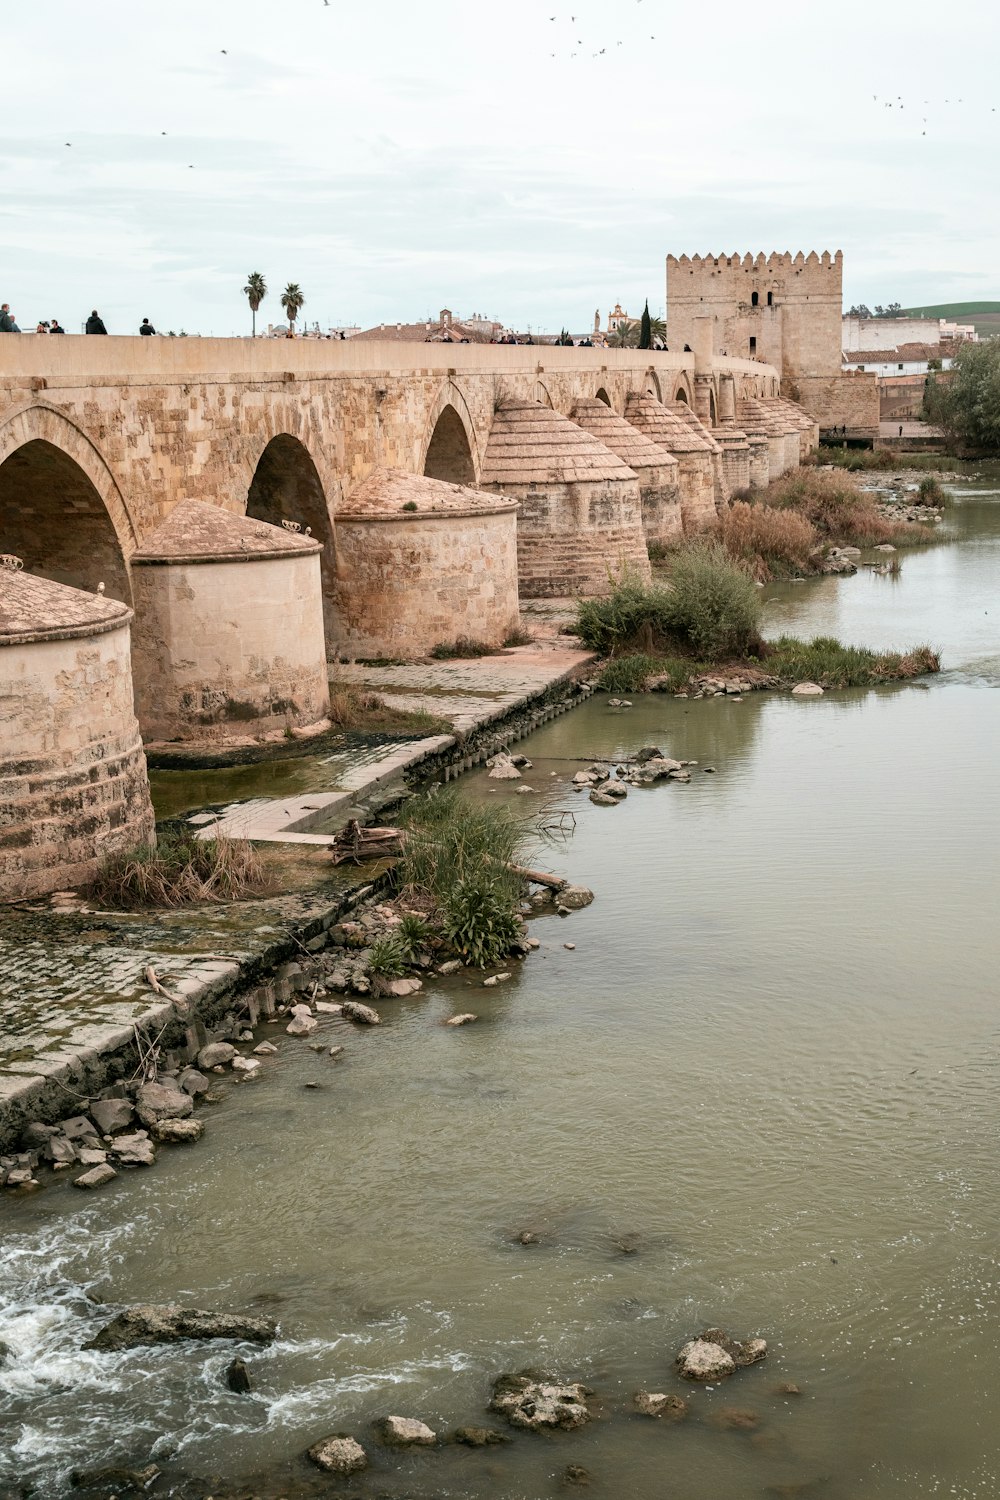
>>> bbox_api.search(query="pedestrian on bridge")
[0,304,20,332]
[49,318,65,333]
[85,310,108,334]
[139,317,156,335]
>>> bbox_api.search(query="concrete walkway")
[0,639,593,1146]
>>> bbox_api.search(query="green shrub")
[917,475,948,506]
[597,654,661,693]
[397,913,431,960]
[430,636,495,660]
[660,541,763,658]
[441,877,524,969]
[576,575,677,654]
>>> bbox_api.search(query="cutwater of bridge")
[0,338,777,618]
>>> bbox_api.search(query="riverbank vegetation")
[924,340,1000,453]
[90,831,268,910]
[328,684,448,736]
[579,548,939,694]
[398,790,527,967]
[817,446,951,473]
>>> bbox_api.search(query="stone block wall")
[130,552,330,743]
[332,508,520,659]
[0,625,154,898]
[794,373,880,433]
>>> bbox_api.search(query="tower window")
[751,291,759,307]
[749,336,757,355]
[767,291,773,307]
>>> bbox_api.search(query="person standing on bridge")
[139,317,156,336]
[85,309,108,334]
[49,318,65,333]
[0,303,19,332]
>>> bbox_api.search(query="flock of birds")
[544,4,657,58]
[873,93,997,137]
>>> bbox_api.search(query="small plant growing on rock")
[397,913,431,960]
[401,500,418,512]
[367,933,408,977]
[441,878,523,969]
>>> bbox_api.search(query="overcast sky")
[1,0,997,335]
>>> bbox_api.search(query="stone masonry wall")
[0,625,154,899]
[130,552,330,743]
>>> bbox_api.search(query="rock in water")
[446,1013,478,1026]
[634,1391,689,1420]
[307,1435,368,1474]
[791,682,824,697]
[488,754,521,780]
[490,1371,592,1430]
[197,1042,237,1070]
[378,1415,437,1446]
[342,1000,381,1025]
[152,1118,204,1144]
[451,1426,509,1447]
[84,1304,278,1351]
[285,1012,318,1037]
[556,885,594,909]
[73,1164,118,1191]
[111,1132,156,1167]
[226,1356,252,1393]
[676,1328,767,1381]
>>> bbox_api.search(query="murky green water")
[3,480,1000,1498]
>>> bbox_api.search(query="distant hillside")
[902,301,1000,335]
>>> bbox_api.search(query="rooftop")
[481,400,637,487]
[0,564,130,645]
[132,499,322,565]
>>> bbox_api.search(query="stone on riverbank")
[446,1013,478,1026]
[676,1329,767,1381]
[384,977,423,997]
[179,1068,210,1096]
[490,1371,592,1430]
[488,753,521,780]
[84,1304,278,1351]
[791,682,824,697]
[111,1132,156,1167]
[231,1056,261,1074]
[307,1435,368,1474]
[73,1163,118,1190]
[377,1415,437,1446]
[89,1099,135,1136]
[135,1083,193,1127]
[634,1391,689,1420]
[589,789,619,806]
[152,1118,204,1144]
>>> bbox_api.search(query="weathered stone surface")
[634,1391,689,1420]
[84,1304,278,1351]
[490,1371,592,1430]
[136,1082,193,1126]
[384,977,423,997]
[483,972,511,988]
[791,682,824,697]
[197,1042,237,1070]
[342,1000,381,1025]
[446,1013,478,1026]
[253,1041,278,1055]
[307,1435,368,1474]
[178,1067,210,1096]
[437,959,462,975]
[151,1118,204,1144]
[488,754,521,780]
[231,1055,261,1073]
[378,1415,437,1446]
[89,1098,135,1136]
[73,1163,118,1190]
[589,789,619,806]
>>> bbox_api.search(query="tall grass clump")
[917,475,948,506]
[766,635,940,688]
[90,831,267,910]
[577,545,762,661]
[596,654,662,693]
[719,500,818,579]
[398,789,526,967]
[764,470,907,546]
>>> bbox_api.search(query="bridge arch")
[0,404,136,603]
[423,401,476,486]
[594,386,612,408]
[246,433,337,655]
[671,375,694,405]
[532,379,554,409]
[642,370,663,402]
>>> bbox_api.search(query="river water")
[2,478,1000,1499]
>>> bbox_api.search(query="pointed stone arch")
[532,379,554,409]
[672,375,694,406]
[421,383,480,485]
[0,403,137,603]
[643,370,663,402]
[246,433,337,655]
[594,387,613,407]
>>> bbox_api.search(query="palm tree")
[281,282,305,335]
[609,319,639,349]
[648,315,667,349]
[243,272,267,336]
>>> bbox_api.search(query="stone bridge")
[0,335,778,648]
